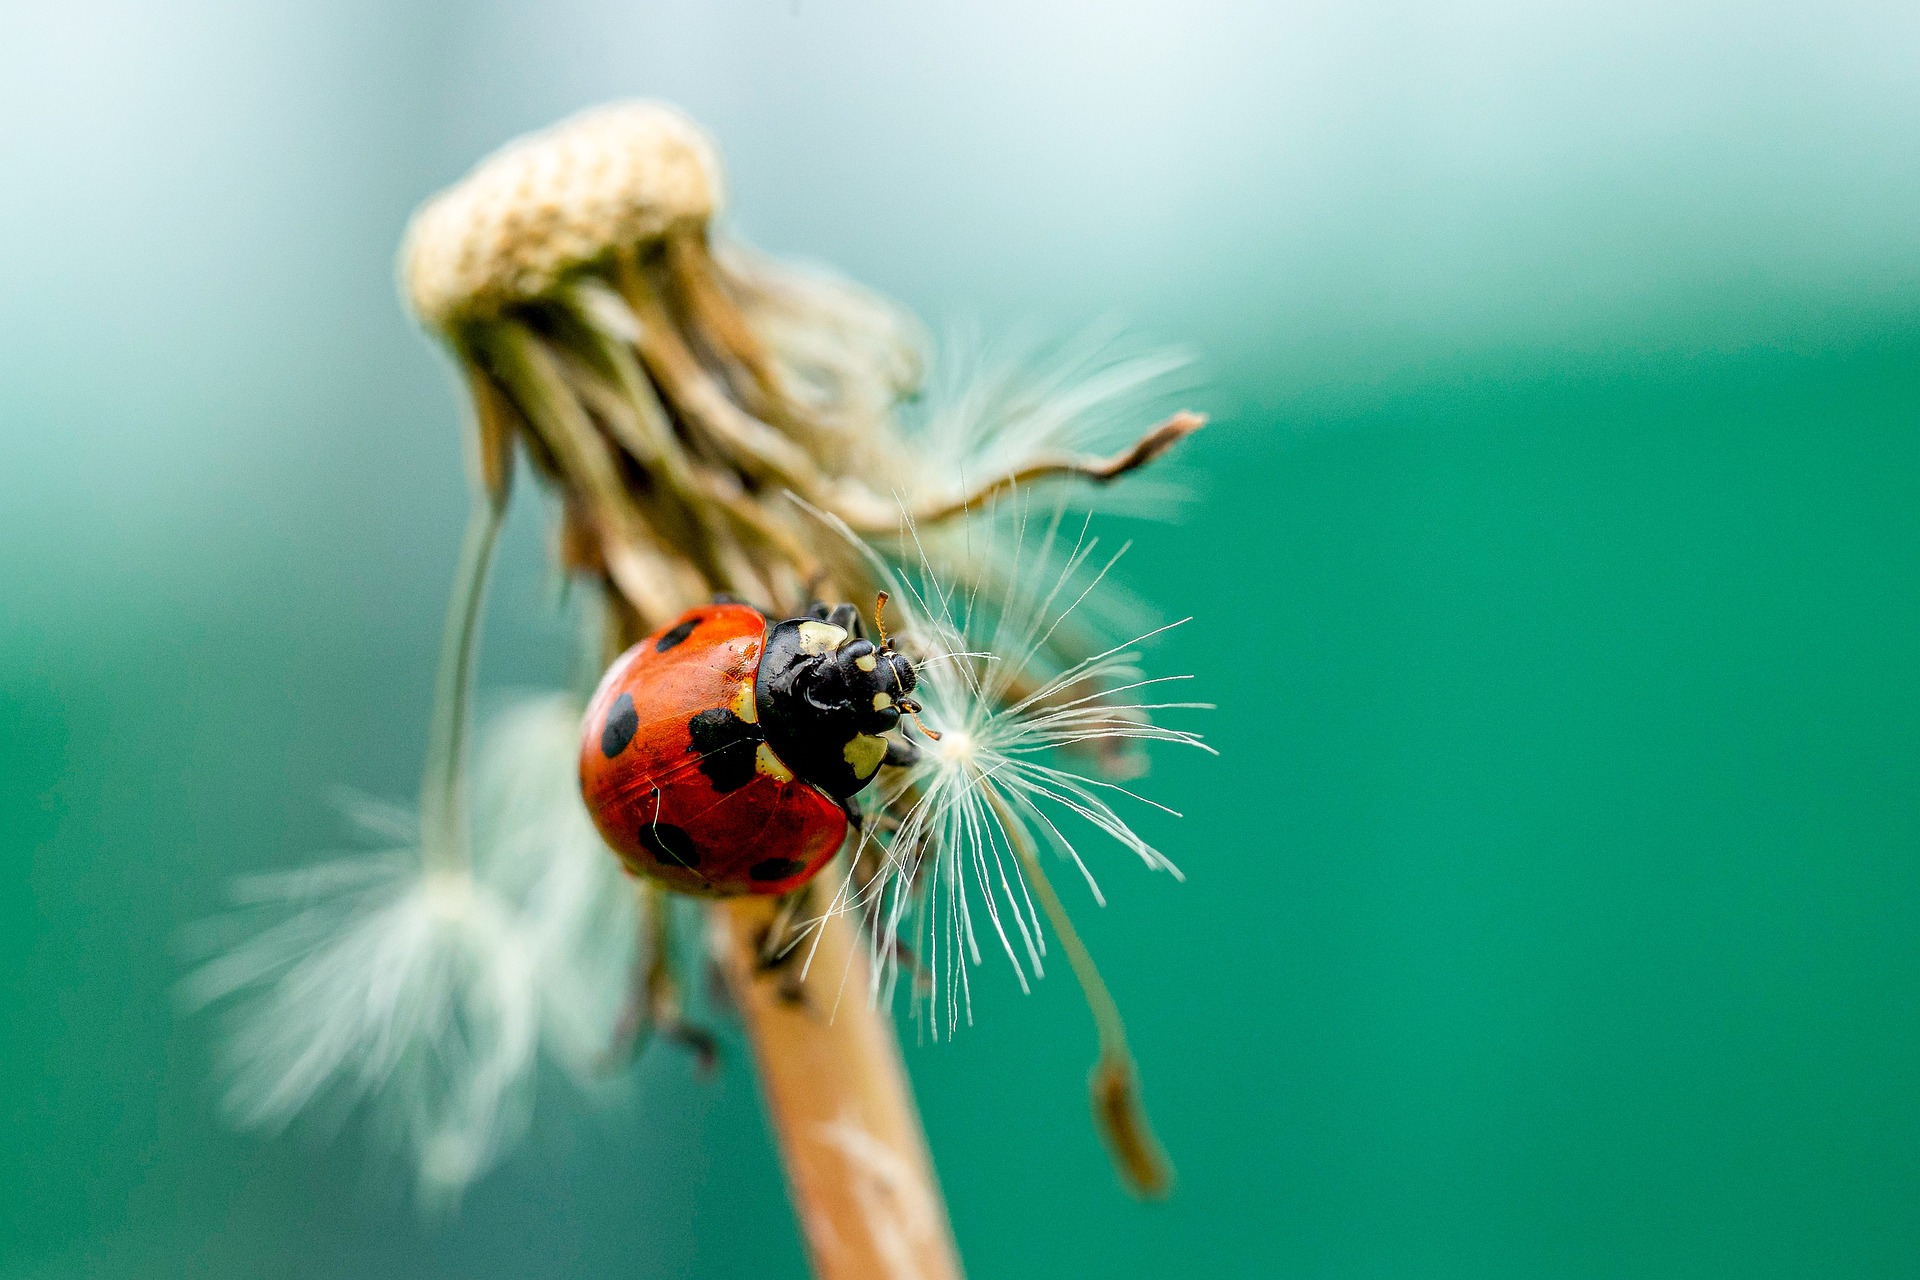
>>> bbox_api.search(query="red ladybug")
[580,598,925,896]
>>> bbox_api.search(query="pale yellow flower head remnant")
[402,101,723,329]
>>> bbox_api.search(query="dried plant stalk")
[713,895,961,1280]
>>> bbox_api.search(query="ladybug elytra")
[580,597,926,896]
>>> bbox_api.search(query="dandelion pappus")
[579,595,932,896]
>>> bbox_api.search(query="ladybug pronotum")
[580,598,925,896]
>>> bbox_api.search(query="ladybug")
[579,597,926,896]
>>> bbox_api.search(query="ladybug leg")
[755,883,817,1007]
[842,824,890,922]
[834,838,932,996]
[657,1008,720,1074]
[847,802,913,903]
[603,883,720,1076]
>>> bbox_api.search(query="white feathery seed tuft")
[819,502,1214,1039]
[473,693,638,1076]
[185,699,636,1203]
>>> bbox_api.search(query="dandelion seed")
[184,843,539,1203]
[863,507,1212,997]
[186,466,631,1200]
[186,691,640,1201]
[806,499,1213,1196]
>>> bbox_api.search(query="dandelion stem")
[712,873,964,1280]
[419,492,505,877]
[989,792,1173,1197]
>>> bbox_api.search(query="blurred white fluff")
[184,695,634,1203]
[857,330,1196,668]
[472,694,638,1077]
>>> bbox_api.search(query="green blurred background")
[4,2,1919,1276]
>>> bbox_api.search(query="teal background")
[4,2,1919,1276]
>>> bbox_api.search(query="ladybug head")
[755,593,928,800]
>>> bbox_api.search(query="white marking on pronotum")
[796,621,849,655]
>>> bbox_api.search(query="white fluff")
[831,508,1215,1038]
[186,699,636,1203]
[473,693,638,1077]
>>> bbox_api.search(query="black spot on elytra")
[655,618,698,653]
[601,693,638,758]
[750,857,808,883]
[687,707,763,793]
[637,821,699,869]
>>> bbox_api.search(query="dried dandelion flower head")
[194,98,1209,1225]
[402,102,722,330]
[396,98,1198,629]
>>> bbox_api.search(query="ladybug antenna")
[873,590,892,650]
[896,695,942,742]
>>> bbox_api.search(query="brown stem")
[483,321,706,626]
[710,886,964,1280]
[988,792,1173,1198]
[897,410,1207,529]
[662,229,794,424]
